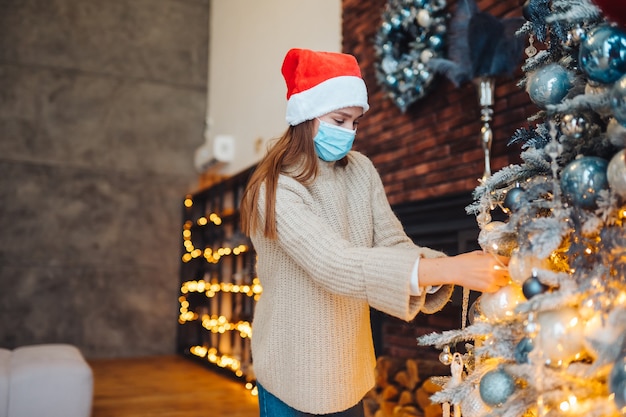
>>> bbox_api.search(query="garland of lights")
[374,0,448,112]
[180,195,259,391]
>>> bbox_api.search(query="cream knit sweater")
[250,151,454,414]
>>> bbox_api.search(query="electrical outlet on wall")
[194,134,235,172]
[213,135,235,162]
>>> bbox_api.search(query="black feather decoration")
[426,0,525,87]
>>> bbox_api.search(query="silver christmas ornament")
[560,113,588,139]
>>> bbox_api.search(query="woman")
[240,48,509,417]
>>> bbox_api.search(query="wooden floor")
[89,355,259,417]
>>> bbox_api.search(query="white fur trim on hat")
[285,76,369,126]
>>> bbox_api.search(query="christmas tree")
[418,1,626,416]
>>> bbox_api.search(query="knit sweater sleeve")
[257,156,452,321]
[358,153,454,314]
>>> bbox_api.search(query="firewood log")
[421,377,442,394]
[405,359,420,390]
[381,384,399,401]
[379,400,396,417]
[424,403,443,417]
[415,387,433,410]
[394,370,409,389]
[393,405,421,417]
[397,390,413,406]
[375,356,392,388]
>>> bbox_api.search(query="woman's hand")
[419,250,510,293]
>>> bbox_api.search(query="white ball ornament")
[478,221,517,256]
[607,117,626,147]
[417,9,432,27]
[508,249,551,285]
[536,307,586,366]
[419,48,434,63]
[461,387,491,417]
[479,283,525,321]
[608,149,626,198]
[583,313,622,359]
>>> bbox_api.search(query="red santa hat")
[281,48,369,126]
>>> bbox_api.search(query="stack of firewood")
[363,356,444,417]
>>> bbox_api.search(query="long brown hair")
[240,120,346,239]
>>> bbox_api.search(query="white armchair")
[0,344,93,417]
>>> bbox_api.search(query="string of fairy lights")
[179,193,261,393]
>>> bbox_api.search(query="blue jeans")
[257,383,365,417]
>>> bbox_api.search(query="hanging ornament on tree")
[514,337,534,364]
[374,0,448,112]
[478,283,525,321]
[502,185,525,213]
[439,345,453,365]
[608,149,626,198]
[611,75,626,127]
[579,25,626,84]
[478,221,517,256]
[607,117,626,147]
[536,307,587,366]
[522,271,550,299]
[560,113,589,139]
[560,156,609,209]
[583,310,626,360]
[526,63,574,108]
[508,248,551,285]
[565,24,586,48]
[460,388,491,417]
[479,367,516,406]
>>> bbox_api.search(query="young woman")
[240,48,509,417]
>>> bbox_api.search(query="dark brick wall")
[342,0,534,359]
[343,0,533,206]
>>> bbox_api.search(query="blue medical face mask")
[313,119,356,162]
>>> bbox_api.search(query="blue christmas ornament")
[503,186,525,213]
[579,25,626,84]
[522,274,549,299]
[514,337,534,364]
[609,348,626,412]
[611,75,626,126]
[526,63,573,108]
[560,156,609,209]
[479,368,516,406]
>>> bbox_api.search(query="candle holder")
[476,77,495,181]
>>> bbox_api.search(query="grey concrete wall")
[0,0,209,358]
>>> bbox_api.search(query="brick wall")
[342,0,535,360]
[343,0,534,206]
